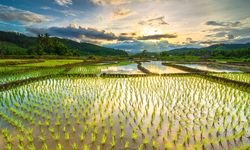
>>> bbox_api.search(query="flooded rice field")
[141,61,186,74]
[0,76,249,149]
[178,64,242,73]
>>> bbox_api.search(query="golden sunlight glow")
[141,26,162,36]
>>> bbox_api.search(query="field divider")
[0,61,87,76]
[162,63,250,92]
[136,61,158,75]
[0,59,45,66]
[1,72,249,92]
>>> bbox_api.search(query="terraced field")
[0,59,249,150]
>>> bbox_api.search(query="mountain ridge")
[0,31,128,56]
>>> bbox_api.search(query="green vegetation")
[0,31,128,57]
[211,73,250,83]
[33,33,79,56]
[0,66,31,74]
[0,60,249,149]
[67,61,132,74]
[0,41,27,55]
[68,64,108,74]
[0,59,45,66]
[18,59,83,67]
[0,76,249,149]
[0,68,65,84]
[160,43,250,61]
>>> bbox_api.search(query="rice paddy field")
[211,73,250,84]
[67,61,134,75]
[17,60,83,67]
[0,59,250,150]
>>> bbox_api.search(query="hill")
[162,43,250,59]
[0,31,128,57]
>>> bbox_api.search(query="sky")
[0,0,250,53]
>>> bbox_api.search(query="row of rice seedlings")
[0,66,31,75]
[67,65,107,74]
[0,68,65,85]
[0,76,249,149]
[211,73,250,84]
[17,60,83,67]
[67,61,132,75]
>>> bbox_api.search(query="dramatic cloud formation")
[204,17,250,43]
[1,0,250,52]
[104,40,185,53]
[26,23,177,43]
[205,21,241,27]
[26,25,132,42]
[138,33,177,40]
[54,0,73,6]
[0,5,51,24]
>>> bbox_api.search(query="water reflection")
[141,61,186,74]
[101,63,144,74]
[178,64,242,72]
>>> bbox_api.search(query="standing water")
[141,61,186,74]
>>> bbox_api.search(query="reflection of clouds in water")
[101,64,144,74]
[142,61,186,74]
[179,64,242,72]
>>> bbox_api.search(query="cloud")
[137,33,177,40]
[112,8,134,20]
[26,23,177,43]
[90,0,162,6]
[90,0,131,5]
[54,0,73,6]
[0,5,51,24]
[186,37,192,43]
[205,20,241,27]
[26,24,133,42]
[204,18,250,44]
[138,16,168,26]
[104,40,183,53]
[225,34,234,40]
[40,6,84,17]
[120,32,137,36]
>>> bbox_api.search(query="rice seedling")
[101,134,107,145]
[91,133,96,143]
[64,132,70,141]
[131,131,138,141]
[71,143,78,150]
[83,144,89,150]
[211,73,250,83]
[18,143,25,150]
[110,136,116,148]
[39,135,46,143]
[42,144,49,150]
[57,144,63,150]
[79,132,85,142]
[53,133,61,142]
[152,140,159,149]
[0,73,249,149]
[124,141,129,149]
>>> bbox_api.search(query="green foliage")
[211,73,250,83]
[0,41,27,55]
[0,31,128,57]
[160,43,250,59]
